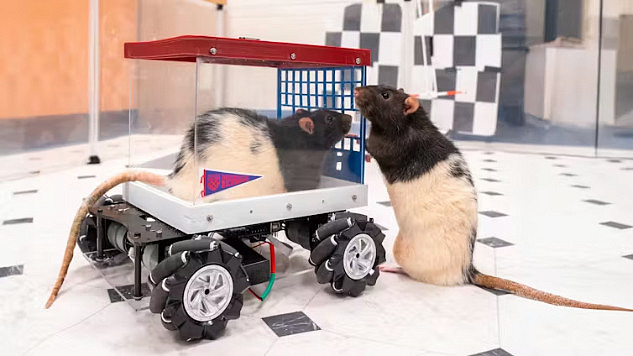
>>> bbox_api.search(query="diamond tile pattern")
[262,311,321,337]
[477,237,513,248]
[479,211,507,218]
[470,348,514,356]
[583,199,610,205]
[600,221,632,230]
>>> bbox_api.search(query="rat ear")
[398,88,405,93]
[298,117,315,135]
[296,108,307,114]
[404,96,420,115]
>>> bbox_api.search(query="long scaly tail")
[45,171,165,309]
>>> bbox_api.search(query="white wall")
[221,0,358,111]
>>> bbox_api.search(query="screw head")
[286,203,292,211]
[290,53,296,60]
[355,57,361,64]
[210,47,217,55]
[207,215,214,222]
[352,195,358,201]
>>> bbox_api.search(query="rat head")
[285,109,352,149]
[354,85,420,130]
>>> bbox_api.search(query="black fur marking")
[268,109,352,192]
[249,139,262,154]
[449,156,474,186]
[465,226,478,283]
[357,85,459,184]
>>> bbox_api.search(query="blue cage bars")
[277,66,367,184]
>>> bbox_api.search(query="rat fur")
[355,85,631,311]
[46,108,350,308]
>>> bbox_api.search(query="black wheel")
[309,212,386,297]
[149,237,249,341]
[77,194,127,264]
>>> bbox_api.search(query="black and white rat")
[46,108,350,307]
[354,85,631,311]
[269,108,352,192]
[168,108,352,200]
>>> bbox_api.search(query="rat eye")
[326,115,334,122]
[381,92,390,99]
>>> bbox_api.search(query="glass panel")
[597,0,633,157]
[413,1,602,156]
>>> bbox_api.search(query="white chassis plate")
[124,176,367,234]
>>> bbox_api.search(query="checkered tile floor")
[1,143,633,355]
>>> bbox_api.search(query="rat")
[45,108,351,308]
[269,108,352,191]
[354,85,632,311]
[168,108,352,199]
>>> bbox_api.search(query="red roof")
[124,35,370,69]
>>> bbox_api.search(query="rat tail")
[45,170,165,309]
[472,271,632,312]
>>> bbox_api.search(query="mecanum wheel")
[149,238,249,341]
[310,212,386,297]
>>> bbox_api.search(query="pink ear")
[296,108,307,114]
[298,117,315,135]
[404,96,420,115]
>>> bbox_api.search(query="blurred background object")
[1,0,633,180]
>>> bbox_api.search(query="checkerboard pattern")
[326,1,502,137]
[413,2,502,136]
[325,2,403,88]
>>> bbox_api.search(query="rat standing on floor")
[354,85,631,311]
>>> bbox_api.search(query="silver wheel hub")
[183,265,233,322]
[343,234,376,280]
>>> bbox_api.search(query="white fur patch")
[167,113,285,203]
[388,153,477,285]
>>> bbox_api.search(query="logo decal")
[199,169,262,197]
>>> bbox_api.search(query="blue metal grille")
[277,66,367,184]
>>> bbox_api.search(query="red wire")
[248,241,275,300]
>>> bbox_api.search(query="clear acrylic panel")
[597,0,633,157]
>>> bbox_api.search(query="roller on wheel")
[149,237,249,341]
[310,212,386,297]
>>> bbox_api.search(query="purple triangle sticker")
[200,169,262,197]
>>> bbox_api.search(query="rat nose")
[354,88,360,98]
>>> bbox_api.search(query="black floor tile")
[583,199,610,205]
[0,264,24,278]
[481,178,501,182]
[545,156,558,160]
[262,311,320,337]
[107,283,151,303]
[77,175,96,179]
[484,152,494,155]
[377,201,392,207]
[560,173,577,177]
[477,237,513,248]
[623,254,633,260]
[481,191,503,196]
[470,348,513,356]
[2,218,33,225]
[479,211,508,218]
[374,223,389,231]
[600,221,632,230]
[13,189,38,195]
[607,159,622,163]
[29,170,40,175]
[571,185,590,189]
[482,168,497,172]
[477,286,512,297]
[553,164,567,167]
[622,167,633,171]
[483,159,497,163]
